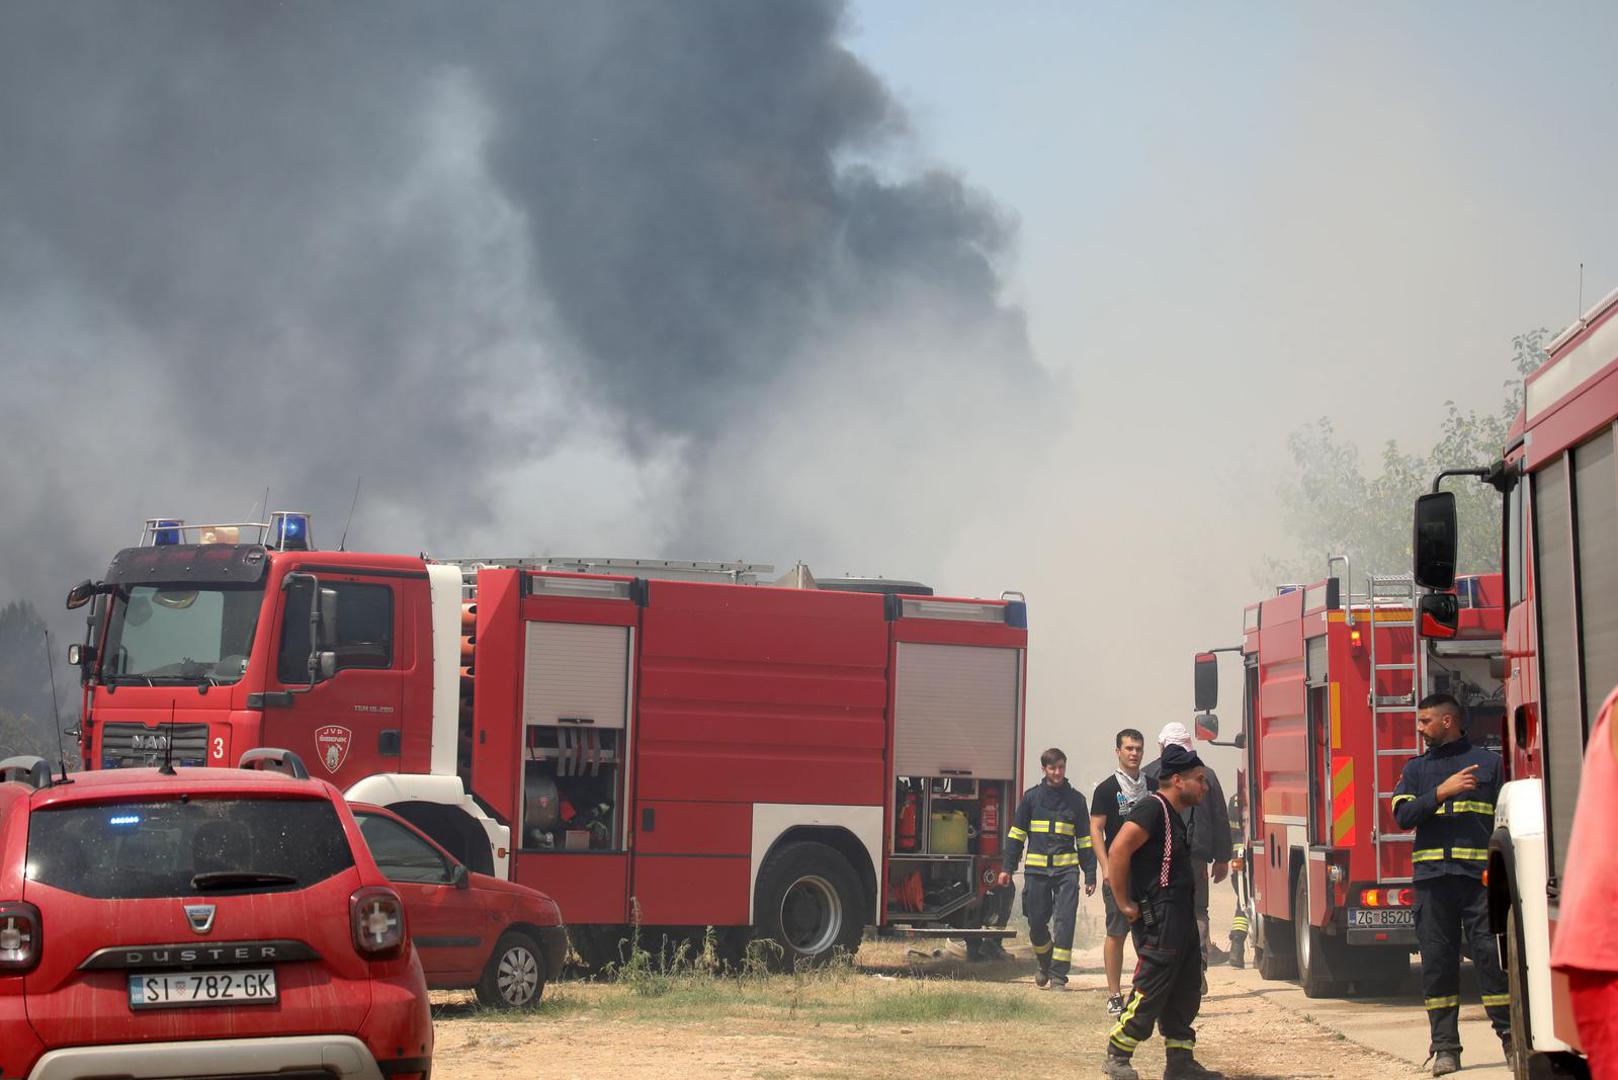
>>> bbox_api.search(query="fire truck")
[1411,283,1618,1079]
[1193,566,1504,997]
[62,524,1028,966]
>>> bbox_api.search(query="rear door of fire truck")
[887,596,1027,929]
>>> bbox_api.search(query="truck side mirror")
[1195,711,1220,742]
[1413,491,1458,590]
[316,587,339,649]
[65,579,98,611]
[1418,593,1459,639]
[1194,652,1219,712]
[314,651,337,682]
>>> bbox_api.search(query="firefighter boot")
[1228,931,1247,970]
[1099,1051,1139,1080]
[1164,1049,1224,1080]
[1431,1051,1461,1077]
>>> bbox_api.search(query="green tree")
[1264,329,1549,585]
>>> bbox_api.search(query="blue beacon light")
[271,512,313,552]
[152,519,184,546]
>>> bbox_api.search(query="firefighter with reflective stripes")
[1390,692,1510,1077]
[1102,745,1221,1080]
[997,746,1096,990]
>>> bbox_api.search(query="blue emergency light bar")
[268,511,313,552]
[152,519,184,546]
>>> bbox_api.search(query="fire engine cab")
[65,515,1028,965]
[1194,564,1504,996]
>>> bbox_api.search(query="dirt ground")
[431,929,1413,1080]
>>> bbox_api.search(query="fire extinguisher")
[979,785,1000,858]
[897,785,919,851]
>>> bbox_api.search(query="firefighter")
[1391,692,1511,1077]
[1226,789,1249,969]
[996,746,1097,989]
[1103,744,1222,1080]
[1143,723,1231,974]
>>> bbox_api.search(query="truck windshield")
[102,583,265,685]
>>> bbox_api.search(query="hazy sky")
[844,1,1618,781]
[3,3,1616,786]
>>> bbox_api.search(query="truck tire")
[1256,913,1298,981]
[476,931,546,1009]
[1504,905,1591,1080]
[1294,875,1338,998]
[753,841,865,969]
[568,924,632,976]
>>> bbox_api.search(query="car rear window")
[27,797,356,899]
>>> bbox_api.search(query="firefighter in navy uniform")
[1102,744,1221,1080]
[1391,693,1511,1077]
[996,747,1097,989]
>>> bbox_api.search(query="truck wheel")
[1256,914,1297,981]
[476,931,546,1009]
[1503,904,1588,1079]
[754,841,865,969]
[568,924,632,976]
[1294,875,1337,998]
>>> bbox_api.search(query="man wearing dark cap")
[1101,744,1222,1080]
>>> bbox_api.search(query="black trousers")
[1023,870,1079,979]
[1109,890,1201,1057]
[1415,874,1511,1054]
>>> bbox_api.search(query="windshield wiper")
[190,871,299,891]
[104,674,154,687]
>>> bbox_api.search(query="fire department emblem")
[314,726,353,774]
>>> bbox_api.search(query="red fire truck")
[1411,283,1618,1078]
[63,530,1028,965]
[1194,567,1504,997]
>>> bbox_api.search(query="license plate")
[128,969,277,1009]
[1348,908,1415,929]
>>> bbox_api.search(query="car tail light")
[0,902,41,972]
[350,887,406,959]
[1359,888,1415,908]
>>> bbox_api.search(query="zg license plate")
[1347,908,1415,929]
[128,969,277,1009]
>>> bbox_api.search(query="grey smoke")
[0,1,1053,626]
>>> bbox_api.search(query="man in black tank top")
[1100,745,1222,1080]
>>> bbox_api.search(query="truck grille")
[99,722,209,769]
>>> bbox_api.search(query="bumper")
[1347,926,1418,947]
[538,925,569,980]
[25,1035,398,1080]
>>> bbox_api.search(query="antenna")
[159,702,177,776]
[43,630,69,782]
[1579,261,1585,317]
[339,476,362,552]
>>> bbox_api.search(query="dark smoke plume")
[0,1,1054,636]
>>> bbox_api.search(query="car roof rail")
[0,756,52,790]
[237,748,310,781]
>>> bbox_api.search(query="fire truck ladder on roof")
[1366,573,1422,882]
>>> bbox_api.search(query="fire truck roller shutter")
[892,644,1018,777]
[750,804,881,969]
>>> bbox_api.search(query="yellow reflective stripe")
[1434,803,1447,815]
[1026,852,1050,867]
[1453,801,1496,816]
[1482,993,1511,1007]
[1029,820,1052,833]
[1109,992,1144,1051]
[1391,794,1416,808]
[1425,995,1460,1009]
[1164,1039,1196,1051]
[1231,916,1250,931]
[1031,940,1053,955]
[1412,848,1446,862]
[1050,852,1080,867]
[1052,947,1072,961]
[1451,847,1490,861]
[1007,826,1028,842]
[1109,1035,1138,1054]
[1076,836,1095,849]
[1053,821,1077,836]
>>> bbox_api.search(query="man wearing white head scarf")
[1144,722,1232,973]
